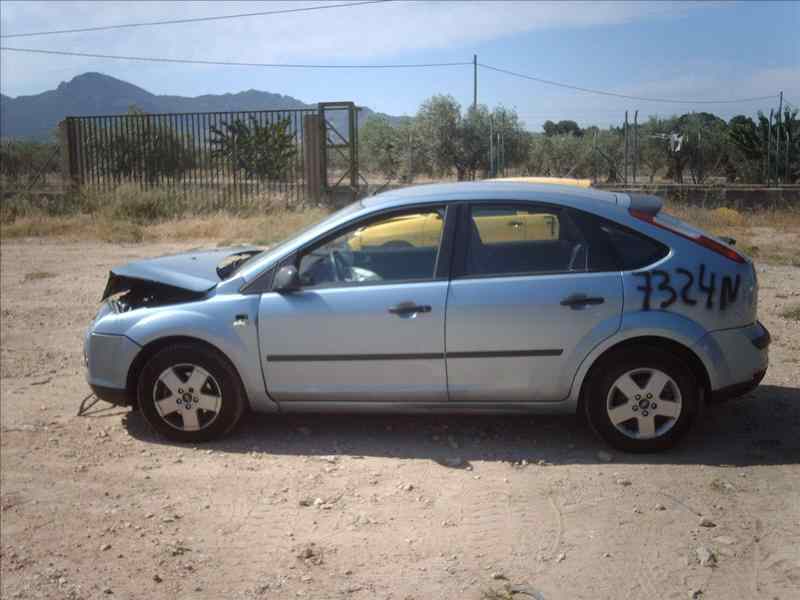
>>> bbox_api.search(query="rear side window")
[570,209,669,271]
[463,204,587,276]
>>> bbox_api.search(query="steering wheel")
[328,249,352,282]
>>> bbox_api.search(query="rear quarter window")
[603,222,669,270]
[569,209,669,271]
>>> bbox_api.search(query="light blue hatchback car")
[84,182,770,452]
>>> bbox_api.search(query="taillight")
[629,209,746,264]
[695,235,745,263]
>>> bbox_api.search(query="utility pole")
[498,131,504,177]
[786,129,791,184]
[489,115,494,177]
[407,128,412,183]
[623,111,629,185]
[633,110,639,184]
[473,54,478,111]
[777,90,783,184]
[766,109,773,185]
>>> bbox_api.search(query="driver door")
[258,206,451,404]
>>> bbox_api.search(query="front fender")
[113,296,277,413]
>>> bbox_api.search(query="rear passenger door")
[445,203,623,403]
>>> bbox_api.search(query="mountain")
[0,72,399,140]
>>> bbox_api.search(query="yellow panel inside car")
[350,210,560,249]
[474,210,560,244]
[487,176,593,188]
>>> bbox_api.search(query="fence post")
[58,119,80,193]
[303,114,322,203]
[623,111,629,185]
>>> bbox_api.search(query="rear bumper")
[711,367,767,403]
[694,321,770,395]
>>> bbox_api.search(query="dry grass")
[1,209,329,247]
[2,185,799,267]
[22,271,56,282]
[664,202,800,231]
[781,304,800,321]
[1,184,329,245]
[663,202,800,266]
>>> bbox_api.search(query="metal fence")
[61,104,358,210]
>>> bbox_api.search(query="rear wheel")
[137,344,245,443]
[584,347,699,452]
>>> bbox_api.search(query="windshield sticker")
[634,267,740,311]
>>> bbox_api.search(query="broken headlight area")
[102,274,206,313]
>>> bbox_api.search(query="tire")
[137,343,246,443]
[583,346,699,453]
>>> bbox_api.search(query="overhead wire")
[0,47,784,106]
[0,0,393,38]
[478,62,778,105]
[0,46,472,69]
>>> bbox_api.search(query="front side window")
[464,204,586,276]
[297,209,444,288]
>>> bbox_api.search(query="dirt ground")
[1,239,799,600]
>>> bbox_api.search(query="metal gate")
[61,102,361,210]
[320,102,364,205]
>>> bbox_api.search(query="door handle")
[508,221,523,227]
[560,293,605,308]
[388,302,432,316]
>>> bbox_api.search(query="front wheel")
[584,347,700,452]
[137,344,246,443]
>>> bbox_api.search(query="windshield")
[238,200,364,274]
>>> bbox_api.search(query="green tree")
[458,104,491,179]
[728,108,800,183]
[209,115,296,181]
[490,106,531,174]
[360,116,403,181]
[543,119,583,137]
[415,94,463,178]
[414,96,528,180]
[88,106,195,184]
[0,140,60,184]
[674,112,729,183]
[637,116,676,183]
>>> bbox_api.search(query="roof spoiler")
[626,193,663,217]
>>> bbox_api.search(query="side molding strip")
[267,349,563,362]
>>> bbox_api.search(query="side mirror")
[273,265,301,293]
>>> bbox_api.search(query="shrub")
[106,185,184,223]
[710,207,745,226]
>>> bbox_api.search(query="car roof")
[362,181,626,210]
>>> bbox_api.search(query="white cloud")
[1,0,710,96]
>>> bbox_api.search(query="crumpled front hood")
[102,246,260,299]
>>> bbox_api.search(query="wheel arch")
[576,335,711,414]
[126,336,248,408]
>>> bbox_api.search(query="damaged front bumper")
[84,330,141,405]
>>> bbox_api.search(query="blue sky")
[1,1,798,130]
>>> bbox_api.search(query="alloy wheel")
[153,363,222,432]
[605,368,683,440]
